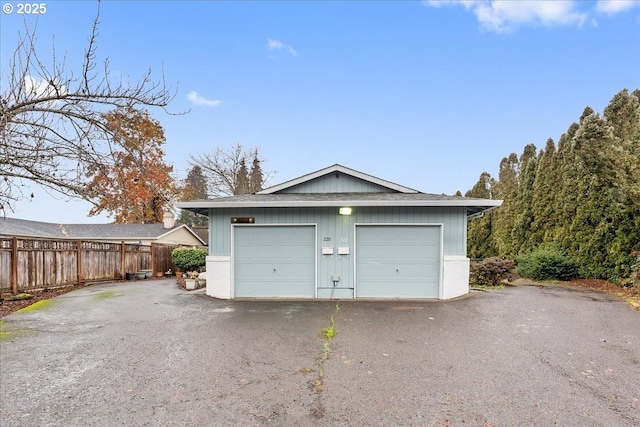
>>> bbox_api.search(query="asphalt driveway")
[1,280,638,426]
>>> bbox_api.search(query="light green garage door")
[234,226,315,298]
[356,225,441,298]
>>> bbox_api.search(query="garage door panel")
[234,226,315,298]
[356,225,440,298]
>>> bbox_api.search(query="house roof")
[178,193,502,217]
[258,164,420,194]
[0,217,206,244]
[176,164,502,217]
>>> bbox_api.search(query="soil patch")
[518,278,640,312]
[1,286,81,318]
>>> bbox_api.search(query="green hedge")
[516,246,578,281]
[171,247,207,272]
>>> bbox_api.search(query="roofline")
[257,164,420,194]
[176,199,503,209]
[156,224,207,245]
[0,221,206,245]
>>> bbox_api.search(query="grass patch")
[0,320,36,342]
[94,290,121,300]
[16,299,57,313]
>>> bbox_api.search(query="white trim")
[206,255,231,299]
[177,198,502,210]
[257,164,420,195]
[231,223,318,298]
[353,223,444,299]
[442,255,470,299]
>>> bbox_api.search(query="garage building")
[177,164,501,300]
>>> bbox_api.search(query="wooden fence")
[0,238,179,294]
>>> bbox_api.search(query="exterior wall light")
[339,207,352,216]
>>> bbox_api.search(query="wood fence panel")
[152,243,177,276]
[0,239,11,287]
[0,238,175,293]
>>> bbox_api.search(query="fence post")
[121,241,125,281]
[77,240,83,285]
[12,236,18,295]
[151,243,156,276]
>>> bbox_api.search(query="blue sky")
[1,0,639,223]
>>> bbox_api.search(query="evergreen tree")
[464,89,639,280]
[602,89,640,279]
[492,153,519,256]
[530,138,558,246]
[466,172,498,258]
[566,111,620,277]
[511,144,538,254]
[249,154,265,193]
[235,158,250,195]
[178,165,208,227]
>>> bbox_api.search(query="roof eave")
[177,199,503,210]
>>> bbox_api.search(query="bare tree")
[190,143,272,197]
[0,3,178,215]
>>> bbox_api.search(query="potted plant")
[196,272,206,287]
[185,277,198,290]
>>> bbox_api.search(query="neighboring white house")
[0,212,205,247]
[177,164,501,300]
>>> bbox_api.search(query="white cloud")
[424,0,588,32]
[24,76,67,98]
[596,0,640,15]
[267,38,297,56]
[186,91,222,107]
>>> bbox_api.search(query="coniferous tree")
[512,144,538,254]
[602,89,640,278]
[249,155,265,193]
[566,111,619,277]
[530,138,557,246]
[178,165,208,227]
[466,172,498,258]
[466,89,639,280]
[492,153,519,256]
[235,158,250,195]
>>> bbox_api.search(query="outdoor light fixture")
[339,207,352,215]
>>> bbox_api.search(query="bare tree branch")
[0,3,182,215]
[190,143,273,197]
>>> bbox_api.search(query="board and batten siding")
[205,207,465,297]
[208,206,467,257]
[278,174,392,194]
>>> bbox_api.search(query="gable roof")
[176,163,502,217]
[257,164,420,194]
[0,217,206,244]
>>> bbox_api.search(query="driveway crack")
[309,301,340,418]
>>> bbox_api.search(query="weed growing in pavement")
[312,301,340,392]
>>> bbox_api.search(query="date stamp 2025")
[3,3,47,15]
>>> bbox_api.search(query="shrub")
[470,257,516,286]
[171,247,207,272]
[516,246,578,281]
